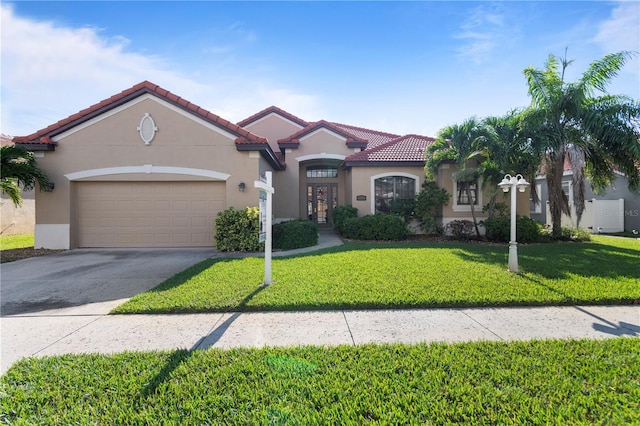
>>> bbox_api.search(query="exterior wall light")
[497,174,530,273]
[238,182,246,192]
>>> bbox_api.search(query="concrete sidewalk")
[2,304,638,375]
[2,230,638,375]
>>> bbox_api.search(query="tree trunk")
[466,187,481,237]
[486,194,497,220]
[547,152,570,237]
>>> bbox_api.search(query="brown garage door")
[76,181,225,247]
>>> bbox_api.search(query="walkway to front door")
[307,184,337,225]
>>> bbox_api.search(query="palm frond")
[1,178,23,207]
[579,51,635,96]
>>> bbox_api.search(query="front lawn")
[0,234,33,250]
[2,339,638,424]
[113,236,640,314]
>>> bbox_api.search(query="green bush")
[518,216,544,243]
[482,215,543,243]
[560,226,592,242]
[446,220,475,239]
[214,207,263,252]
[389,199,415,223]
[332,205,358,234]
[414,181,450,234]
[342,214,408,240]
[273,219,318,250]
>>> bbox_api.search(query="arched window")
[374,176,415,214]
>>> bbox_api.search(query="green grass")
[2,339,638,424]
[0,234,33,250]
[113,236,640,314]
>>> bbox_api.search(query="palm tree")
[1,145,51,207]
[478,111,538,218]
[425,117,490,236]
[522,50,640,236]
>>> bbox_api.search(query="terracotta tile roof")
[331,122,400,149]
[0,134,13,146]
[13,81,268,146]
[536,153,585,175]
[277,120,368,148]
[344,134,435,165]
[237,105,309,128]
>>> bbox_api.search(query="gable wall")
[34,96,262,247]
[242,114,304,153]
[278,129,359,220]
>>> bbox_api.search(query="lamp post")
[498,174,530,273]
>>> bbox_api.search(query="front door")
[307,184,337,225]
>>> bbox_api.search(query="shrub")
[332,205,358,234]
[273,219,318,250]
[518,216,544,243]
[482,215,543,243]
[414,181,450,234]
[561,226,592,242]
[342,214,408,240]
[445,220,475,239]
[214,207,263,252]
[389,199,415,223]
[482,216,510,242]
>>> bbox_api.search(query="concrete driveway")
[1,248,218,316]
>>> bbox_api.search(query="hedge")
[342,214,408,240]
[273,219,318,250]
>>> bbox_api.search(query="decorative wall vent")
[137,113,158,145]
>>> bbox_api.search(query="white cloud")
[593,1,640,76]
[594,1,640,52]
[0,4,318,136]
[454,5,511,64]
[0,4,203,135]
[209,82,322,124]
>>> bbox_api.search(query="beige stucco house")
[14,81,528,249]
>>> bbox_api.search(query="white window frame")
[562,181,573,203]
[370,172,419,215]
[452,178,482,212]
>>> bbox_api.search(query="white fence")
[546,198,624,233]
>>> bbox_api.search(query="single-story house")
[14,81,529,249]
[530,159,640,233]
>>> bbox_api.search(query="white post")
[508,182,519,273]
[499,173,529,274]
[264,171,273,285]
[254,171,274,286]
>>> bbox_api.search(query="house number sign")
[137,113,158,145]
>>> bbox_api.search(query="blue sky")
[1,1,638,138]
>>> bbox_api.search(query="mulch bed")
[0,248,66,263]
[342,234,506,246]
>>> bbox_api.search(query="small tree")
[414,181,450,234]
[522,50,640,236]
[1,145,51,207]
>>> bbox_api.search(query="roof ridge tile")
[237,105,309,128]
[278,120,367,144]
[13,81,267,145]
